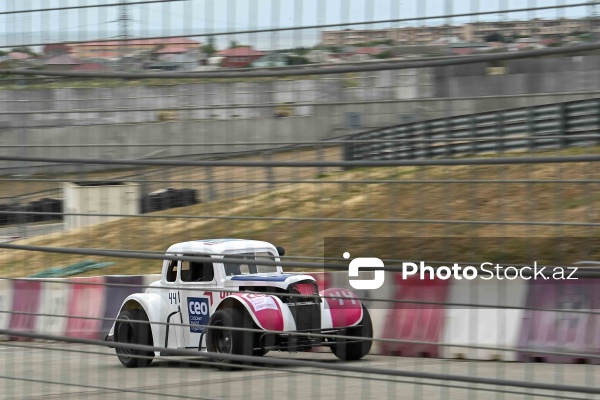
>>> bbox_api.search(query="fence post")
[597,99,600,146]
[343,135,355,171]
[445,116,452,158]
[527,107,535,151]
[558,103,567,149]
[422,121,431,159]
[496,112,505,154]
[264,151,275,190]
[205,166,216,202]
[470,115,477,156]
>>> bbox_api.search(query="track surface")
[1,342,599,400]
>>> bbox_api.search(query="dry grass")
[1,145,599,277]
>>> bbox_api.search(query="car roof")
[165,239,277,255]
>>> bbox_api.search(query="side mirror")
[276,246,285,256]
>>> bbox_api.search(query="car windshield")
[223,252,279,276]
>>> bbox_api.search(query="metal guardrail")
[344,98,600,161]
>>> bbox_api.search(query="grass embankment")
[0,146,599,277]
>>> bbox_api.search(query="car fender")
[320,287,364,329]
[216,293,294,331]
[107,293,173,353]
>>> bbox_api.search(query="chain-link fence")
[1,1,600,399]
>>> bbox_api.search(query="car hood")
[224,273,316,289]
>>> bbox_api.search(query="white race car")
[105,239,372,368]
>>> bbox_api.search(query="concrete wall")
[435,55,600,98]
[2,55,600,173]
[2,56,599,130]
[2,89,600,174]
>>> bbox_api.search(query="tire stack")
[140,188,199,214]
[0,198,63,226]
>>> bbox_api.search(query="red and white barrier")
[380,273,450,358]
[36,280,70,337]
[65,277,106,340]
[101,276,145,335]
[518,279,595,363]
[1,271,599,366]
[0,280,13,341]
[441,277,528,361]
[9,280,42,341]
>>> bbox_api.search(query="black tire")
[253,347,269,357]
[206,308,255,370]
[331,305,373,361]
[115,309,154,368]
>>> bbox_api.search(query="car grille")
[286,281,321,331]
[288,302,320,331]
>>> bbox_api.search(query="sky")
[0,0,592,51]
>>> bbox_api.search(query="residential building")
[322,18,598,47]
[252,52,291,68]
[42,54,82,71]
[43,43,73,57]
[67,38,200,59]
[216,47,265,68]
[146,54,200,72]
[322,29,393,46]
[72,62,111,72]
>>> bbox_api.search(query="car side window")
[166,259,178,282]
[181,260,214,282]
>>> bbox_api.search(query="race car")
[105,239,373,368]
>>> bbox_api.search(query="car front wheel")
[206,308,254,370]
[115,309,154,368]
[331,305,373,361]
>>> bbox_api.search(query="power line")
[589,0,600,39]
[0,2,593,50]
[0,0,187,16]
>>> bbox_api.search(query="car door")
[163,256,185,349]
[177,256,218,349]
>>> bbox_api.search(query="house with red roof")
[72,62,111,72]
[155,45,190,55]
[42,54,82,71]
[216,46,266,68]
[353,47,382,56]
[69,38,200,59]
[43,43,74,57]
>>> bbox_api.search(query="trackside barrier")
[35,280,70,337]
[65,277,106,340]
[101,275,144,336]
[4,273,600,364]
[143,274,161,287]
[327,271,394,355]
[345,97,600,161]
[0,280,13,340]
[517,279,597,363]
[9,279,41,341]
[307,272,331,291]
[380,273,450,358]
[441,277,528,361]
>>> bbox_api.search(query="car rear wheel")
[206,308,254,370]
[115,309,154,368]
[331,305,373,361]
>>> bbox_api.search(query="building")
[322,29,393,46]
[252,52,291,68]
[322,18,598,47]
[71,62,111,72]
[216,47,265,68]
[67,38,200,59]
[146,54,201,72]
[43,43,73,57]
[42,54,82,71]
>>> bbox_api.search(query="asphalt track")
[0,342,598,400]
